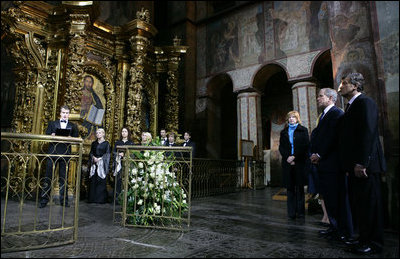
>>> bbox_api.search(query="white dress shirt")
[60,119,68,129]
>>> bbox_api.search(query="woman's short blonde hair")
[96,128,106,135]
[286,111,302,124]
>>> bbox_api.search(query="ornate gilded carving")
[114,67,124,141]
[126,60,145,143]
[64,32,88,115]
[165,70,179,133]
[136,7,150,23]
[3,3,187,155]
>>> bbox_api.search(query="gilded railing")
[191,159,244,198]
[113,145,192,231]
[1,132,83,252]
[250,160,267,190]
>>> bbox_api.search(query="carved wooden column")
[127,35,150,142]
[124,8,157,143]
[291,81,318,133]
[1,2,54,134]
[164,37,188,134]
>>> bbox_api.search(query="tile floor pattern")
[2,187,399,258]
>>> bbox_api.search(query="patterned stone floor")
[2,187,399,258]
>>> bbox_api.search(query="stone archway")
[206,74,237,159]
[253,64,291,187]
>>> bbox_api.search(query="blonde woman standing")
[88,128,111,204]
[279,111,310,220]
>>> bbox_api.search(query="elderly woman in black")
[88,128,111,204]
[279,111,310,220]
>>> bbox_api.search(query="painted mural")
[207,17,240,75]
[268,1,330,59]
[237,4,264,67]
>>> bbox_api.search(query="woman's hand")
[287,156,295,164]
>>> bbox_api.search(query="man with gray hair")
[310,88,353,245]
[337,72,386,255]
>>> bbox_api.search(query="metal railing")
[1,132,83,252]
[250,160,267,190]
[113,145,192,231]
[191,159,244,198]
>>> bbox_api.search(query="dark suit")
[338,94,386,249]
[160,137,168,146]
[311,106,353,237]
[279,124,310,218]
[40,120,79,206]
[182,139,196,158]
[165,142,178,158]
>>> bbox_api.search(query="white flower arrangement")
[119,145,189,226]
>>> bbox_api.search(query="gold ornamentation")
[136,7,150,23]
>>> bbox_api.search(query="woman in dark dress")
[113,127,134,203]
[279,111,310,220]
[88,128,111,203]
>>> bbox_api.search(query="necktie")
[316,111,324,126]
[345,103,350,112]
[60,120,67,123]
[320,111,325,120]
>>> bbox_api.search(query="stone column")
[237,91,263,160]
[291,82,318,134]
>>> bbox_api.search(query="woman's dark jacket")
[278,124,310,188]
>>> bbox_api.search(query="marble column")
[291,82,318,134]
[237,91,263,160]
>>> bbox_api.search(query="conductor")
[39,105,79,208]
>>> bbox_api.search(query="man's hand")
[354,164,368,178]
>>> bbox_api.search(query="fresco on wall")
[264,2,275,61]
[308,1,330,50]
[237,4,264,67]
[267,1,330,59]
[329,1,370,51]
[269,1,311,58]
[206,17,240,75]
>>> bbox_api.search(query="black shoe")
[317,222,330,227]
[350,244,373,255]
[344,238,359,247]
[319,227,335,236]
[38,202,47,208]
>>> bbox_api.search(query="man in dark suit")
[39,105,79,208]
[337,72,386,255]
[165,132,178,158]
[182,131,196,158]
[310,88,354,243]
[159,129,168,146]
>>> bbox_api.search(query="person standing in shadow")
[159,129,168,146]
[337,72,386,255]
[310,88,354,243]
[279,111,310,220]
[112,127,134,204]
[182,131,196,158]
[39,105,79,208]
